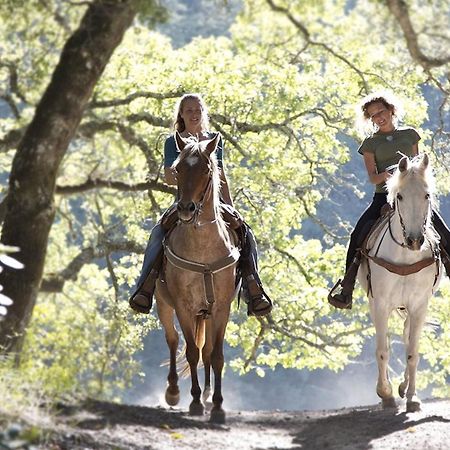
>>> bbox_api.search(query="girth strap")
[361,249,436,276]
[164,243,240,316]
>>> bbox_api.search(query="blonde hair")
[173,93,210,132]
[355,90,405,137]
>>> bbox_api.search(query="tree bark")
[0,0,136,353]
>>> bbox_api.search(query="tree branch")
[40,238,146,292]
[88,89,184,108]
[56,176,176,195]
[264,0,369,93]
[385,0,450,69]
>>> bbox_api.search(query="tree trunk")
[0,1,136,353]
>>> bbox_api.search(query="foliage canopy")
[0,0,449,400]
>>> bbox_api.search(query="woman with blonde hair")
[130,93,272,317]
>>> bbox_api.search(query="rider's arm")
[219,168,233,207]
[363,151,390,185]
[216,136,233,206]
[164,136,178,185]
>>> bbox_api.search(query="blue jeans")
[131,222,165,298]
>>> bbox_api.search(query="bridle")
[176,157,216,228]
[389,193,431,250]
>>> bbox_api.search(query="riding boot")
[129,250,163,314]
[328,251,361,310]
[237,223,273,317]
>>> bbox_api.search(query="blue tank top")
[164,133,224,168]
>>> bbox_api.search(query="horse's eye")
[397,193,403,201]
[425,193,430,200]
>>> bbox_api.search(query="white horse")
[358,154,442,412]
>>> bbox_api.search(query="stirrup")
[129,291,152,314]
[245,276,273,317]
[248,295,272,317]
[328,279,352,310]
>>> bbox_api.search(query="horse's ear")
[398,156,409,173]
[419,153,429,171]
[175,131,187,152]
[203,132,221,156]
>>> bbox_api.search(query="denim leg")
[131,222,165,296]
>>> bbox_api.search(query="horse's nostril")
[419,236,425,246]
[188,202,196,212]
[406,237,414,247]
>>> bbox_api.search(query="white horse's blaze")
[185,155,199,167]
[358,154,442,412]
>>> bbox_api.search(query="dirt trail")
[43,397,450,449]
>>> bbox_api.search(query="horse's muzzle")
[177,201,197,223]
[406,234,425,251]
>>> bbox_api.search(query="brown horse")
[155,132,239,423]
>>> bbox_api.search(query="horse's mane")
[386,155,436,210]
[172,137,222,206]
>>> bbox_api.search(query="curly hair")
[173,93,210,133]
[355,90,405,137]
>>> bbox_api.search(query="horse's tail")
[179,316,206,378]
[195,316,206,353]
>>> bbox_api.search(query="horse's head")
[387,153,436,251]
[172,132,221,224]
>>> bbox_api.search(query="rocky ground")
[2,397,449,449]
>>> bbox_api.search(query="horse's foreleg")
[399,313,410,399]
[210,322,227,424]
[372,305,395,408]
[404,307,427,413]
[177,312,204,416]
[202,320,213,407]
[185,336,203,415]
[156,301,180,406]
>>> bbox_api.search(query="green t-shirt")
[357,127,421,193]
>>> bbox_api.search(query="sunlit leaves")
[0,0,449,400]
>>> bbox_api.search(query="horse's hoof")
[189,401,204,416]
[210,407,226,424]
[398,382,408,399]
[377,385,393,399]
[406,396,421,413]
[165,387,180,406]
[382,397,397,409]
